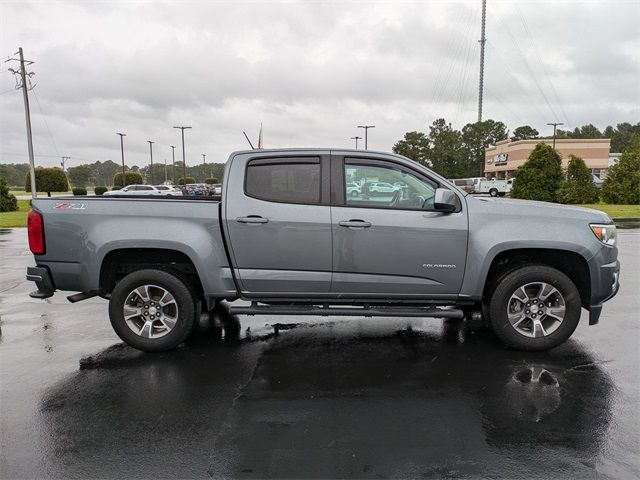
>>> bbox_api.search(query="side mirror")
[434,188,457,213]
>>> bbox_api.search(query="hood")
[466,196,612,224]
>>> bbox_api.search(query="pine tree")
[510,143,564,202]
[557,155,599,204]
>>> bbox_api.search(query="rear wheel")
[108,269,197,352]
[487,265,581,351]
[489,188,498,197]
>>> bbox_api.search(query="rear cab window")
[245,157,321,204]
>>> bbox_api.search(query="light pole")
[147,140,155,185]
[173,126,192,184]
[164,159,168,183]
[117,133,126,187]
[357,125,375,150]
[60,156,70,174]
[547,122,564,149]
[350,136,362,149]
[170,145,176,184]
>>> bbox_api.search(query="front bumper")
[26,266,55,299]
[589,259,620,325]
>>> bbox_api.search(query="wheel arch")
[481,248,591,309]
[99,248,204,301]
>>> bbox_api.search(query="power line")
[32,89,59,157]
[504,22,561,122]
[515,3,570,125]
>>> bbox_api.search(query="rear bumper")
[26,266,55,299]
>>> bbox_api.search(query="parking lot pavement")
[1,228,639,479]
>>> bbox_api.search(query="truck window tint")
[246,162,321,204]
[345,163,436,210]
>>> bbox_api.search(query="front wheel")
[487,266,581,351]
[108,269,197,352]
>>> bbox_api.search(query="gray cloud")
[1,0,638,169]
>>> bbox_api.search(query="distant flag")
[257,122,263,149]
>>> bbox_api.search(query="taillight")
[27,209,45,255]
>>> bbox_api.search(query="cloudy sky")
[1,0,638,169]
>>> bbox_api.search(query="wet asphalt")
[0,228,639,479]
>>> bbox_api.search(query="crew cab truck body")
[26,149,620,352]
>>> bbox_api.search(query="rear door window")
[245,157,321,204]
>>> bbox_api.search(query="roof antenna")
[243,131,255,149]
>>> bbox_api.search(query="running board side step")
[229,303,464,319]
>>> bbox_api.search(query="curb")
[613,217,640,229]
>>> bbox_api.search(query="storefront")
[484,138,611,180]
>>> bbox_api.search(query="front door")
[225,154,332,295]
[330,156,468,297]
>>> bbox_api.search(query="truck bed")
[31,196,235,296]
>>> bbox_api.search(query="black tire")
[489,188,498,197]
[108,269,197,352]
[487,265,581,351]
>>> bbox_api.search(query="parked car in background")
[592,174,604,188]
[368,182,399,193]
[154,185,183,196]
[449,178,475,193]
[346,182,361,197]
[104,185,165,196]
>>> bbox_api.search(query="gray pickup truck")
[26,149,620,352]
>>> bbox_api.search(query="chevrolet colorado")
[26,149,620,352]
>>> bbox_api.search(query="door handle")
[338,219,371,228]
[236,216,269,224]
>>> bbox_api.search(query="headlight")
[590,224,617,246]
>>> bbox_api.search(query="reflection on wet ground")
[1,229,639,479]
[35,319,616,479]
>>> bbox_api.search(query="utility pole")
[117,133,126,186]
[60,156,71,174]
[357,125,375,150]
[477,0,487,123]
[350,136,362,149]
[164,159,168,183]
[547,122,564,149]
[6,48,37,198]
[147,140,155,185]
[173,126,192,184]
[170,145,176,184]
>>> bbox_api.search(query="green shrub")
[510,143,564,202]
[0,177,18,212]
[25,167,69,197]
[205,177,220,184]
[94,186,108,196]
[601,134,640,205]
[557,155,599,204]
[72,187,87,196]
[177,177,196,185]
[113,172,143,188]
[111,186,122,191]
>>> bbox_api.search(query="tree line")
[0,159,226,188]
[393,120,640,179]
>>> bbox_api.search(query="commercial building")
[484,138,611,180]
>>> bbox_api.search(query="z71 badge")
[54,202,87,210]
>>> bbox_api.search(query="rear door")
[330,155,468,297]
[224,153,333,295]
